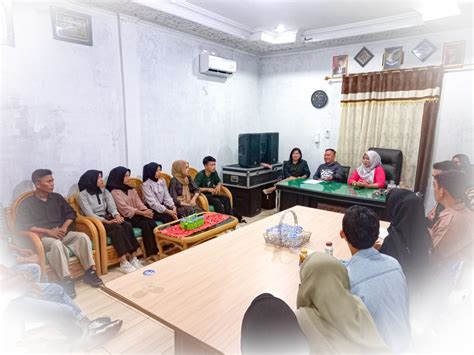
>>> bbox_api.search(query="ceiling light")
[275,24,286,33]
[417,0,461,21]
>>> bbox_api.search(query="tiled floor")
[12,209,277,354]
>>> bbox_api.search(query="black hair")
[289,148,302,163]
[433,160,459,172]
[434,170,467,200]
[325,148,336,155]
[452,154,471,170]
[342,205,380,250]
[203,156,216,166]
[31,169,52,183]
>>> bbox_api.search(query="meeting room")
[1,0,473,354]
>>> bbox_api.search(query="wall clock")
[311,90,328,109]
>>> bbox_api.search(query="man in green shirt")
[194,156,232,215]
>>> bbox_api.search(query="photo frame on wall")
[1,0,15,47]
[51,6,93,46]
[332,55,348,77]
[442,41,465,67]
[383,46,404,70]
[412,39,436,62]
[354,46,374,67]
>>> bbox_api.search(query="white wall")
[258,28,473,207]
[0,2,259,205]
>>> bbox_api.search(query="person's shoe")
[88,317,112,331]
[83,267,103,287]
[118,261,136,274]
[82,319,123,349]
[62,276,77,299]
[130,256,143,270]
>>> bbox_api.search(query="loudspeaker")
[264,132,279,164]
[238,133,261,168]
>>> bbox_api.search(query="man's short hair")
[434,170,467,200]
[31,169,52,183]
[342,206,380,250]
[325,148,336,155]
[203,156,216,166]
[433,160,459,172]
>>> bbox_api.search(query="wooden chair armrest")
[219,186,233,208]
[16,231,47,282]
[197,194,209,211]
[82,216,109,275]
[75,216,102,275]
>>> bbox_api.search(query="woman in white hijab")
[348,151,386,188]
[296,252,388,354]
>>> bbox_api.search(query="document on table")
[303,179,323,185]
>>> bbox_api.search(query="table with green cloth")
[276,179,388,220]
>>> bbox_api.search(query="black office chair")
[368,147,403,186]
[341,166,351,182]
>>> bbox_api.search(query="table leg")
[174,329,222,355]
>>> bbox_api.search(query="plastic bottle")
[325,242,333,256]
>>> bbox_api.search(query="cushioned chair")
[68,193,146,275]
[6,191,101,280]
[368,147,403,186]
[189,167,234,213]
[341,166,351,182]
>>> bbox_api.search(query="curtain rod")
[325,64,474,82]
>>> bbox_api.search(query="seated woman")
[348,151,385,189]
[78,170,142,274]
[142,162,177,224]
[296,252,387,353]
[263,147,310,195]
[169,160,204,218]
[106,166,159,261]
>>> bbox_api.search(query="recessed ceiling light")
[275,24,286,33]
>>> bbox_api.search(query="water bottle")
[325,242,333,256]
[387,180,396,192]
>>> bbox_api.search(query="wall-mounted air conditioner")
[199,53,236,78]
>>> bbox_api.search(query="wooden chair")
[6,191,101,281]
[68,193,146,275]
[189,167,233,213]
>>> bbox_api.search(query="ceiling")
[81,0,473,55]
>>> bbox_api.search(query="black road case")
[222,163,283,189]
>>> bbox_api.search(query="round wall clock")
[311,90,328,109]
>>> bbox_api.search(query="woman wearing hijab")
[348,151,385,188]
[78,170,142,274]
[241,293,309,355]
[296,252,387,354]
[452,153,474,211]
[142,162,177,224]
[380,189,433,289]
[106,166,159,261]
[169,160,203,218]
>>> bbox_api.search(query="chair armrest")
[219,186,233,208]
[82,216,108,274]
[75,216,102,275]
[16,231,47,282]
[197,194,209,211]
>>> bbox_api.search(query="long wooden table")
[103,206,389,354]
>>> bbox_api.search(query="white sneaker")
[119,261,136,274]
[130,257,143,269]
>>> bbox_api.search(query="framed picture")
[412,39,436,62]
[442,41,465,67]
[332,55,348,77]
[1,0,15,47]
[354,47,374,67]
[51,6,92,46]
[383,46,404,70]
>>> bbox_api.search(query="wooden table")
[277,179,388,221]
[103,206,389,354]
[154,213,239,258]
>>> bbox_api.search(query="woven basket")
[263,210,311,248]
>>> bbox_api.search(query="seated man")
[340,206,411,352]
[194,156,232,215]
[430,170,473,267]
[15,169,103,298]
[1,233,42,283]
[0,264,122,350]
[313,148,345,182]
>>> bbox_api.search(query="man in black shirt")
[313,149,346,182]
[16,169,102,298]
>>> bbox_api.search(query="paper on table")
[379,227,389,240]
[303,179,323,185]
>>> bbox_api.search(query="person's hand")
[17,248,34,257]
[143,209,154,219]
[166,208,178,220]
[215,185,222,194]
[323,175,333,181]
[209,188,217,195]
[47,228,64,239]
[58,226,68,237]
[190,197,197,207]
[17,253,40,265]
[427,207,436,221]
[288,176,296,181]
[114,214,125,224]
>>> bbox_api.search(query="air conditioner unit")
[199,53,236,78]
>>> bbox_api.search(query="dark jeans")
[103,221,140,257]
[177,206,204,218]
[204,193,232,215]
[125,215,158,257]
[153,211,175,224]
